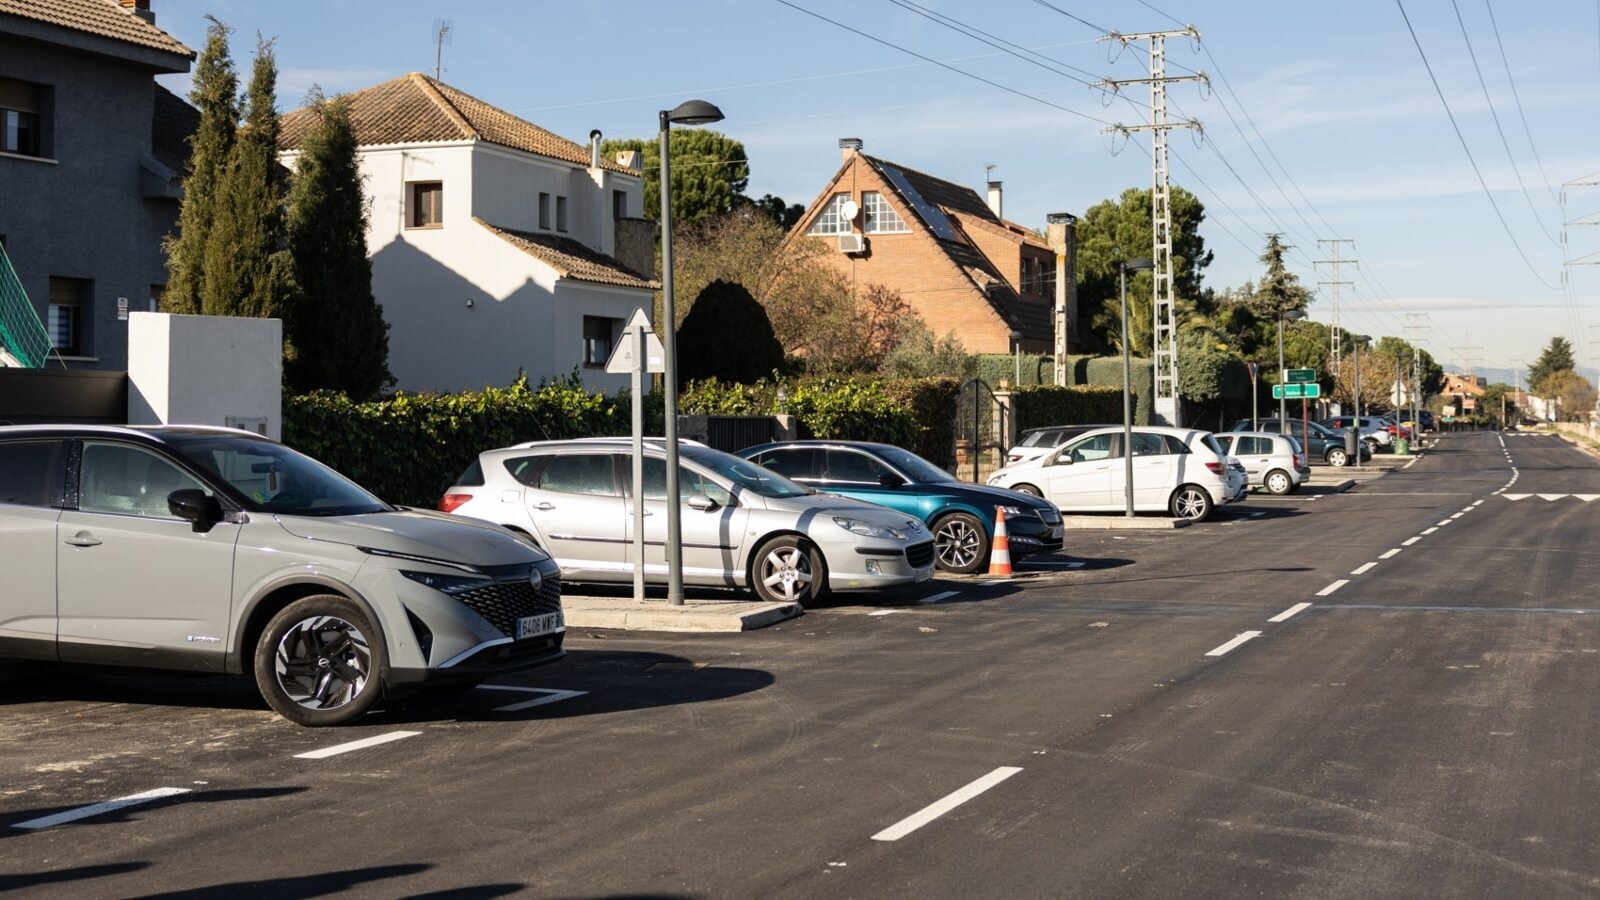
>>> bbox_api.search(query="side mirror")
[168,488,222,533]
[686,493,719,512]
[1055,455,1075,466]
[878,472,906,488]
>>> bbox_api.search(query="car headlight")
[832,516,907,541]
[400,569,493,595]
[987,476,1005,486]
[998,505,1029,518]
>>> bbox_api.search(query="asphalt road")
[3,431,1598,898]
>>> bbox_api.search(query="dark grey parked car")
[1230,419,1370,467]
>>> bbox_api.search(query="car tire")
[1327,447,1349,467]
[932,511,990,575]
[1169,484,1214,522]
[1012,483,1044,498]
[1363,438,1380,454]
[1265,469,1293,495]
[751,535,826,607]
[254,595,386,727]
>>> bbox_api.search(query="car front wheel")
[1265,469,1293,495]
[933,511,990,574]
[255,595,386,727]
[1169,485,1214,522]
[751,535,826,607]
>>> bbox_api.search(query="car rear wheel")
[1169,484,1214,522]
[1264,469,1293,495]
[1327,447,1350,467]
[1012,483,1043,498]
[751,535,826,607]
[255,595,386,727]
[933,511,990,574]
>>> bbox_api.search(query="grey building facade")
[0,0,192,371]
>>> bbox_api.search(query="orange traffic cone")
[987,506,1013,577]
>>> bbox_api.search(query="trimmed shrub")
[1013,385,1123,432]
[1064,354,1154,425]
[677,279,785,385]
[974,353,1056,387]
[884,377,960,468]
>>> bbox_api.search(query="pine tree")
[1527,336,1576,394]
[284,90,391,398]
[200,35,295,319]
[1246,233,1312,320]
[163,17,237,314]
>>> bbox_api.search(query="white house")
[278,73,657,393]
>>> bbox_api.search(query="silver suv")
[0,425,564,726]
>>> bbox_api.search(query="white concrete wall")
[126,312,282,439]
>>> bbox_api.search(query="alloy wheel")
[274,615,372,711]
[1174,488,1208,520]
[760,546,814,603]
[935,518,983,570]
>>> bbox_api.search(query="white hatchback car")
[987,426,1238,521]
[1218,431,1310,495]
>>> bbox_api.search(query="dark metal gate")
[954,378,1005,483]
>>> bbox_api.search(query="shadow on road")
[129,863,434,898]
[0,862,149,891]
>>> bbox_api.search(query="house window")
[149,284,165,313]
[48,276,89,357]
[408,181,443,228]
[613,190,628,221]
[556,196,569,233]
[1020,259,1032,294]
[0,78,42,157]
[583,315,618,367]
[539,192,551,229]
[807,193,852,235]
[862,192,907,234]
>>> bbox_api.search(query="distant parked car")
[738,441,1062,574]
[1219,431,1310,495]
[442,439,934,606]
[986,426,1239,522]
[1233,419,1369,467]
[1320,416,1393,452]
[1004,425,1113,465]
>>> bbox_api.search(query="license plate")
[915,567,934,583]
[515,612,564,639]
[1050,526,1063,540]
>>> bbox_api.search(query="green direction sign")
[1272,383,1323,399]
[1286,368,1317,384]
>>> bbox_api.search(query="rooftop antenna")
[431,19,452,81]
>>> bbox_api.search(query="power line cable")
[1482,0,1558,201]
[1026,0,1111,37]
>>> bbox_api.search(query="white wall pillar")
[127,312,282,439]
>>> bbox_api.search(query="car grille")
[1037,507,1061,525]
[457,576,563,638]
[906,541,935,569]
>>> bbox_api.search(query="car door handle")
[63,533,101,548]
[628,508,654,516]
[534,502,556,511]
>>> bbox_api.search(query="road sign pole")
[631,321,645,603]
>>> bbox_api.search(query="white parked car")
[1218,431,1310,495]
[986,426,1239,522]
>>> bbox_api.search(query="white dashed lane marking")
[1269,602,1312,623]
[1381,548,1402,559]
[1316,580,1350,597]
[1351,563,1376,575]
[1205,631,1264,657]
[1403,537,1421,546]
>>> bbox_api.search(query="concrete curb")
[562,597,802,633]
[1060,516,1191,530]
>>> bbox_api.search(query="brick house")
[787,139,1072,355]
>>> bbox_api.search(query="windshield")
[685,447,813,498]
[171,436,390,516]
[873,446,957,484]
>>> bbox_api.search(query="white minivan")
[986,426,1238,521]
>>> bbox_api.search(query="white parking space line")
[476,686,589,712]
[1422,527,1439,535]
[919,590,960,605]
[871,766,1024,842]
[1351,562,1377,575]
[1403,537,1422,546]
[294,731,421,760]
[1269,602,1312,622]
[1316,580,1350,597]
[1381,548,1402,559]
[12,787,191,830]
[1205,631,1264,657]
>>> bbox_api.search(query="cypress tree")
[163,17,237,314]
[200,35,295,319]
[284,90,391,398]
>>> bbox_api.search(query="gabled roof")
[0,0,191,58]
[279,73,634,175]
[475,218,657,291]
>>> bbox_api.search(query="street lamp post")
[1120,258,1155,517]
[1352,334,1371,470]
[657,99,724,606]
[1278,309,1306,427]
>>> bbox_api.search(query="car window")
[172,436,387,515]
[639,457,733,506]
[1163,435,1191,455]
[1249,436,1274,455]
[1129,433,1166,457]
[503,456,542,486]
[0,440,63,508]
[537,454,618,496]
[1061,433,1116,463]
[79,442,210,519]
[824,449,891,484]
[1018,431,1049,448]
[1201,434,1227,458]
[752,448,820,480]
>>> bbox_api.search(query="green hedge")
[973,353,1056,387]
[1013,385,1124,432]
[1063,354,1154,425]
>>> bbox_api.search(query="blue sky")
[151,0,1600,379]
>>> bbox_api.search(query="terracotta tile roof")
[0,0,191,58]
[280,73,634,174]
[475,218,657,291]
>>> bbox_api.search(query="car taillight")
[437,492,472,513]
[1205,461,1224,475]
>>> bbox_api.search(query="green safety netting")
[0,243,52,368]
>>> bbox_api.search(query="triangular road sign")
[605,309,666,374]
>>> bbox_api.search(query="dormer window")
[807,193,852,235]
[862,192,907,234]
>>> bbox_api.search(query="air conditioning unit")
[837,233,867,254]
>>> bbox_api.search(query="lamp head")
[664,99,725,126]
[1122,258,1156,272]
[1282,309,1306,321]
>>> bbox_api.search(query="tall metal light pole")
[1278,308,1305,426]
[657,99,724,606]
[1120,258,1155,517]
[1352,334,1371,470]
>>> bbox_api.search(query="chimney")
[119,0,155,24]
[986,180,1003,219]
[613,150,641,171]
[589,129,602,169]
[839,137,863,162]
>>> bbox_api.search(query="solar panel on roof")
[878,164,957,241]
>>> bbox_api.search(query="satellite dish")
[840,198,860,221]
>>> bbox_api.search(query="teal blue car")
[739,441,1064,574]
